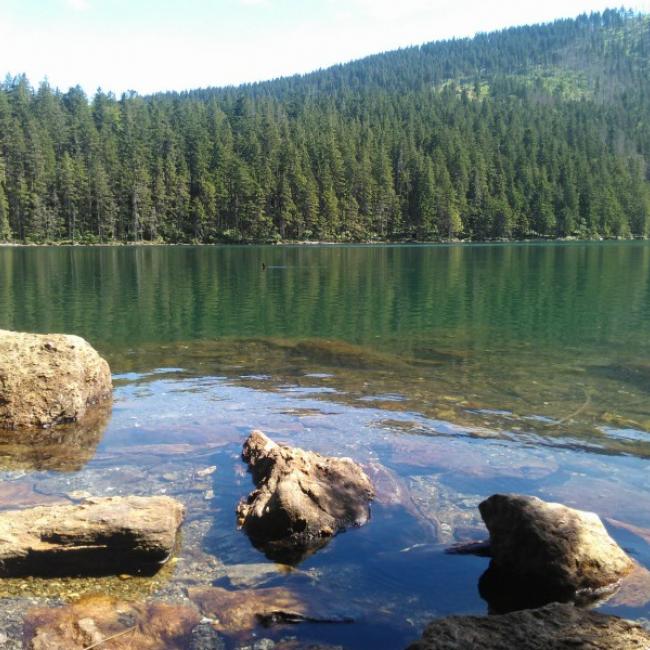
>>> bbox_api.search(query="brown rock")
[478,494,634,608]
[189,586,308,634]
[406,602,650,650]
[24,594,201,650]
[0,329,112,429]
[188,585,352,635]
[0,496,184,576]
[236,430,374,562]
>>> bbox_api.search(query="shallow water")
[0,243,649,648]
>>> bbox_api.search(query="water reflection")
[2,242,650,357]
[0,402,112,473]
[0,244,649,647]
[477,564,614,614]
[240,525,333,566]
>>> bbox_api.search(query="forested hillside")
[1,8,650,243]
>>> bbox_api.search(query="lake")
[0,242,649,648]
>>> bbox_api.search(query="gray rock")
[189,623,226,650]
[406,602,650,649]
[253,640,276,650]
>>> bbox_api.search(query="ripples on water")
[0,243,649,648]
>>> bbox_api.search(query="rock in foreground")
[478,494,634,608]
[24,594,202,650]
[237,430,374,562]
[0,329,112,429]
[0,496,184,576]
[406,602,650,650]
[188,585,353,634]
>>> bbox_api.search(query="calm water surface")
[0,242,649,648]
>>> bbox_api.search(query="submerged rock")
[236,430,374,563]
[189,586,310,634]
[189,622,227,650]
[0,329,112,429]
[188,585,352,635]
[478,494,634,610]
[24,594,201,650]
[0,496,184,576]
[406,602,650,650]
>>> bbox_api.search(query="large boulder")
[478,494,634,608]
[0,329,112,429]
[406,602,650,650]
[236,430,374,562]
[0,495,184,576]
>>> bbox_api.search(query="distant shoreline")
[0,236,646,248]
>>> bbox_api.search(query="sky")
[1,0,650,96]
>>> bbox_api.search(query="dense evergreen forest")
[1,8,650,243]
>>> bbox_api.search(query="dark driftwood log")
[0,496,184,577]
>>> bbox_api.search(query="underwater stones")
[189,622,227,650]
[407,475,484,544]
[188,585,352,635]
[222,562,312,589]
[188,586,309,634]
[0,496,184,577]
[236,430,374,563]
[0,329,112,430]
[24,594,201,650]
[406,602,650,650]
[478,494,634,606]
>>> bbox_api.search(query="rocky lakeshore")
[0,329,648,648]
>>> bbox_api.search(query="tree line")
[0,8,649,243]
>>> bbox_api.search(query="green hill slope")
[1,8,649,243]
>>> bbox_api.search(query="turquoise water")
[0,242,649,648]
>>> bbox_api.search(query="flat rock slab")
[0,496,184,576]
[189,586,309,634]
[406,602,650,650]
[479,494,634,605]
[0,329,112,429]
[236,430,374,563]
[24,594,202,650]
[188,585,353,635]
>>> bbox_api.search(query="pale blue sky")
[1,0,649,96]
